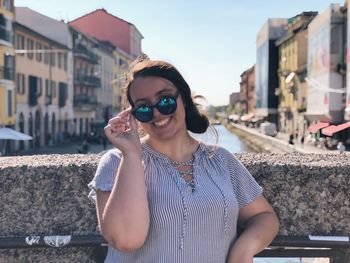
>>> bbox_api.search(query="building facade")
[70,27,100,138]
[229,91,240,106]
[256,18,287,124]
[113,47,131,112]
[15,7,75,151]
[93,40,114,133]
[0,0,15,130]
[69,9,143,58]
[275,12,317,137]
[15,22,70,150]
[239,65,255,116]
[69,9,143,114]
[306,4,346,124]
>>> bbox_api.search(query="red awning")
[308,122,330,134]
[321,122,350,136]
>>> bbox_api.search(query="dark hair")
[125,57,209,134]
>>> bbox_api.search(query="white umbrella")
[0,127,33,140]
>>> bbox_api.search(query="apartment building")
[15,22,70,150]
[256,18,287,124]
[306,4,346,124]
[69,9,143,59]
[69,8,143,113]
[70,27,100,138]
[239,66,255,116]
[113,47,131,112]
[0,0,15,129]
[15,7,75,151]
[275,12,317,136]
[93,40,114,132]
[229,92,239,106]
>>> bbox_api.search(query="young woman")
[89,57,279,263]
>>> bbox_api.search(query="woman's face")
[129,76,187,141]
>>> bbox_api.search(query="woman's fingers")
[129,114,138,131]
[108,107,132,126]
[104,107,140,145]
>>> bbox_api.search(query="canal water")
[191,124,253,153]
[194,125,317,263]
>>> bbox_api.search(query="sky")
[15,0,345,106]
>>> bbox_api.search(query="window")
[51,81,56,97]
[330,26,340,54]
[45,79,51,96]
[16,34,25,56]
[59,82,67,107]
[3,0,13,12]
[0,15,13,43]
[63,53,67,71]
[36,77,42,97]
[58,52,62,69]
[16,73,25,94]
[7,89,12,117]
[36,42,42,62]
[50,51,55,66]
[27,39,34,59]
[4,54,14,80]
[44,46,49,64]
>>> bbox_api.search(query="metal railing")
[0,27,14,43]
[0,66,14,80]
[74,74,101,87]
[1,234,349,260]
[73,44,99,64]
[73,94,98,106]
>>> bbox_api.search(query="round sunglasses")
[132,93,179,123]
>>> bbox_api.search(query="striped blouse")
[88,142,262,263]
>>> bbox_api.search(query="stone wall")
[0,153,349,262]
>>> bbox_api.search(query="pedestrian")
[288,134,294,145]
[78,139,89,154]
[88,56,279,263]
[301,134,305,147]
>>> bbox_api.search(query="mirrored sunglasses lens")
[133,107,153,122]
[157,97,177,115]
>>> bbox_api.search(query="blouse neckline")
[141,140,207,163]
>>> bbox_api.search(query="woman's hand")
[104,108,141,154]
[227,196,279,263]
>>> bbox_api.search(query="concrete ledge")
[0,153,349,262]
[229,122,330,154]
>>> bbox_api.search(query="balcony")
[0,27,13,44]
[74,74,101,87]
[0,66,14,80]
[74,94,97,111]
[73,44,99,64]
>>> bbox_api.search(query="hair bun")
[185,109,209,133]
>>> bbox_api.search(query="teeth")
[154,118,170,127]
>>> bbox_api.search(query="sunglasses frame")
[132,92,179,123]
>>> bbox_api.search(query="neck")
[145,132,199,162]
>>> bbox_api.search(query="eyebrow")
[134,85,176,105]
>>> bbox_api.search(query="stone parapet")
[0,153,349,262]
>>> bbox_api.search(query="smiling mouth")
[153,117,171,127]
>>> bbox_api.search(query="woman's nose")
[152,106,162,118]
